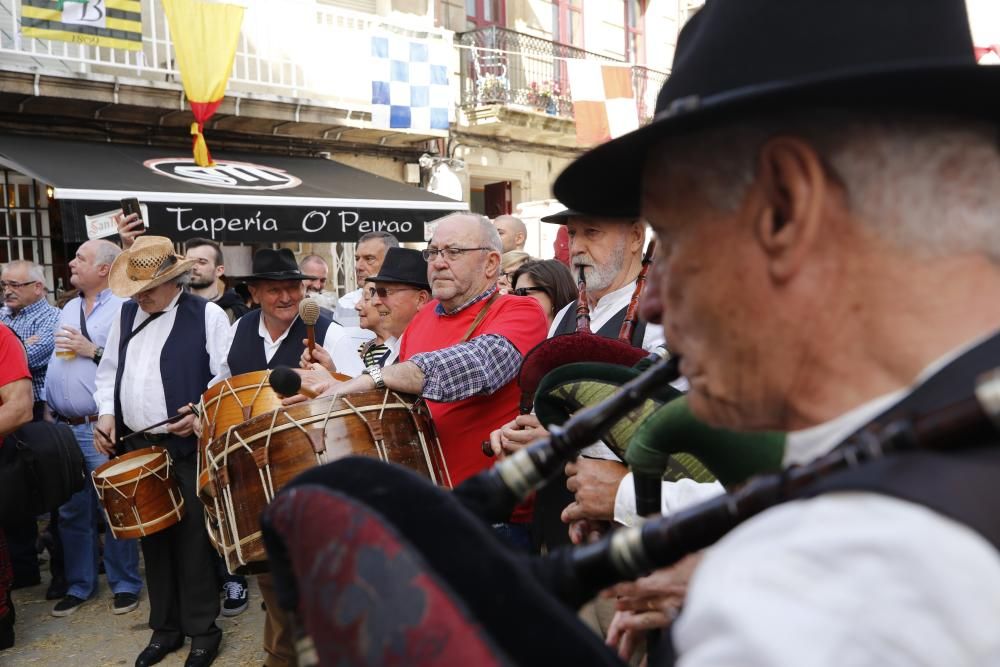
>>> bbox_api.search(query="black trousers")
[4,405,65,586]
[139,449,221,649]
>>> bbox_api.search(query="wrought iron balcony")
[457,27,668,124]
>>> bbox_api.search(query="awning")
[0,134,466,243]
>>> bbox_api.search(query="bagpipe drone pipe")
[536,368,1000,608]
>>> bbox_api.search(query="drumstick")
[299,298,320,358]
[118,403,202,443]
[270,366,319,399]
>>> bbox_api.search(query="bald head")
[494,215,527,253]
[427,213,502,311]
[69,240,120,295]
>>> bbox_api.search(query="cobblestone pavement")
[2,567,266,666]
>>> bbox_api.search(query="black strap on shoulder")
[78,299,91,342]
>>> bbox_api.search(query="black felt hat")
[539,208,582,224]
[241,248,316,281]
[554,0,995,217]
[364,247,430,291]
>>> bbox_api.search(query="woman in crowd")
[498,251,532,293]
[510,259,575,328]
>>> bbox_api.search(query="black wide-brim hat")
[238,248,316,281]
[554,0,998,218]
[539,208,582,224]
[364,247,430,291]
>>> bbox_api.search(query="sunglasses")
[512,287,546,297]
[367,286,419,299]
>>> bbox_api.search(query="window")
[552,0,584,48]
[466,0,505,30]
[625,0,646,64]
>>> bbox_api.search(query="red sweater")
[400,293,548,516]
[0,325,30,448]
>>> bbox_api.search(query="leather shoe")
[184,646,218,667]
[135,638,183,667]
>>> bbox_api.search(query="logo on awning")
[144,158,302,190]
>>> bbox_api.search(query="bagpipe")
[255,240,1000,665]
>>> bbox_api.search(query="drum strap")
[460,291,501,343]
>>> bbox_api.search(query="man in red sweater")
[300,213,548,548]
[0,324,34,650]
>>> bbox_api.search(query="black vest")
[553,301,647,347]
[535,298,647,552]
[800,330,1000,551]
[226,310,334,377]
[114,292,212,459]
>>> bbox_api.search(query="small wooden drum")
[92,446,185,540]
[201,389,450,574]
[198,371,284,451]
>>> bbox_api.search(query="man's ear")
[629,221,646,254]
[215,264,226,279]
[753,136,828,282]
[485,250,502,278]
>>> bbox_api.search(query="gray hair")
[91,240,122,268]
[652,109,1000,261]
[172,271,192,288]
[299,254,328,271]
[431,212,502,253]
[358,231,400,249]
[2,260,45,282]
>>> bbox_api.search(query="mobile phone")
[120,197,148,227]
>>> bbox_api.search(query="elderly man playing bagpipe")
[258,1,1000,665]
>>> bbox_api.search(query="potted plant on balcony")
[527,80,561,115]
[478,74,509,104]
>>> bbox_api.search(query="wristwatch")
[92,346,104,365]
[362,364,386,390]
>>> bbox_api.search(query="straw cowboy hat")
[109,236,195,298]
[554,0,998,217]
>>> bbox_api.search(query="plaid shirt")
[412,286,522,402]
[0,298,60,401]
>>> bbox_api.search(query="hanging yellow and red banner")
[161,0,244,166]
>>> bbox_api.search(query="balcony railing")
[0,0,451,113]
[457,27,668,123]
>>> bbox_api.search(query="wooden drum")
[201,389,450,574]
[198,371,284,451]
[92,446,185,540]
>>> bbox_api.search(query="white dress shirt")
[335,288,362,328]
[95,291,231,433]
[211,314,350,386]
[673,336,1000,667]
[548,281,665,353]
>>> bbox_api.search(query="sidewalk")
[3,567,266,666]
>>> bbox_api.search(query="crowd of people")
[0,205,623,665]
[4,1,1000,664]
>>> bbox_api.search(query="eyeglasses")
[421,247,490,262]
[0,280,39,290]
[367,286,419,299]
[512,287,546,297]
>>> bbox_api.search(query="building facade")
[0,0,700,297]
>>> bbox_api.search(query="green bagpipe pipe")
[625,395,785,517]
[455,353,786,528]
